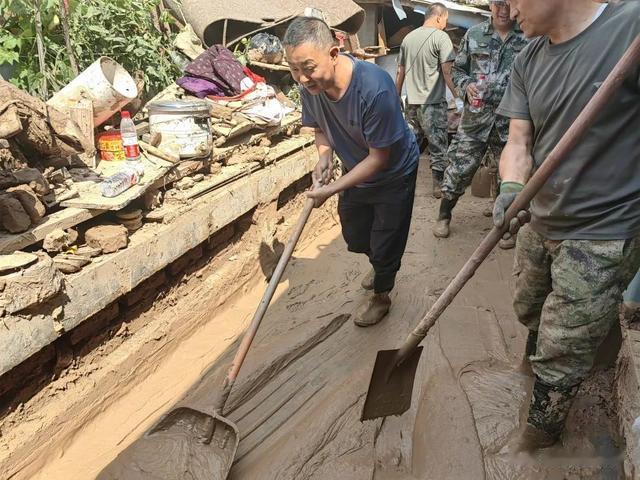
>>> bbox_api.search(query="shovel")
[97,197,316,480]
[361,35,640,422]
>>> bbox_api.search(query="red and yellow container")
[97,130,126,161]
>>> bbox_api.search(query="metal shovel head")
[361,346,423,421]
[97,407,240,480]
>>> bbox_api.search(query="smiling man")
[494,0,640,452]
[283,17,419,327]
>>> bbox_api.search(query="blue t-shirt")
[301,57,418,188]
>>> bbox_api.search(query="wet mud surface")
[3,160,624,479]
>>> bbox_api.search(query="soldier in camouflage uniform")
[433,0,528,246]
[493,0,640,452]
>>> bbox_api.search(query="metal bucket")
[148,100,212,158]
[47,57,138,127]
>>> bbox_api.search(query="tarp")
[169,0,365,47]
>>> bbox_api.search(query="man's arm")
[313,129,334,186]
[452,34,472,97]
[396,64,406,97]
[307,147,390,206]
[499,118,534,184]
[441,61,456,98]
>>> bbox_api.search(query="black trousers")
[338,169,417,293]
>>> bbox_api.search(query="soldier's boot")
[504,378,579,454]
[432,170,444,199]
[361,268,375,291]
[433,198,458,238]
[353,292,391,327]
[518,330,538,377]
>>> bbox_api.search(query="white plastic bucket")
[47,57,138,127]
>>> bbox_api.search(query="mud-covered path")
[26,159,622,480]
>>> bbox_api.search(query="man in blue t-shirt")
[283,17,419,327]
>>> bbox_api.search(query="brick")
[69,302,120,346]
[7,185,46,223]
[0,194,30,233]
[124,271,167,307]
[85,224,128,254]
[168,244,203,276]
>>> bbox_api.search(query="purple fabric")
[184,45,245,96]
[176,76,225,98]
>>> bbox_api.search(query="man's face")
[285,43,338,95]
[506,0,553,37]
[490,1,514,29]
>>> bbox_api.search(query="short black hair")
[426,3,448,19]
[283,16,335,49]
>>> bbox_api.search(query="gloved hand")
[493,181,531,240]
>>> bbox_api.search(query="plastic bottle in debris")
[469,74,487,113]
[120,110,141,162]
[100,162,145,198]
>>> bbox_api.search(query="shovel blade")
[361,347,423,421]
[97,407,240,480]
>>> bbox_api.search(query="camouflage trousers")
[404,102,449,172]
[514,225,640,388]
[441,125,504,200]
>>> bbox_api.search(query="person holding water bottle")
[432,0,528,246]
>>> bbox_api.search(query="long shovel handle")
[214,197,316,412]
[395,34,640,366]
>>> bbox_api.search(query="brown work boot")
[433,198,457,238]
[361,268,375,291]
[353,292,391,327]
[433,219,450,238]
[432,170,444,199]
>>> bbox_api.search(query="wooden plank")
[60,154,173,210]
[211,112,302,162]
[248,60,291,72]
[181,135,315,201]
[0,207,103,254]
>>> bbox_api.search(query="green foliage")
[0,0,180,98]
[232,37,249,66]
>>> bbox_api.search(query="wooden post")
[59,0,79,77]
[33,0,48,98]
[222,19,228,47]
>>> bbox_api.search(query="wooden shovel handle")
[395,34,640,365]
[214,197,315,412]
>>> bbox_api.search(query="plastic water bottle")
[469,74,487,113]
[120,111,141,162]
[100,163,145,198]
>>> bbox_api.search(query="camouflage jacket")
[452,19,528,142]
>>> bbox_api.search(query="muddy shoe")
[361,268,375,291]
[499,236,516,250]
[353,292,391,327]
[433,219,450,238]
[500,422,559,456]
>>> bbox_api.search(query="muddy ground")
[1,159,623,479]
